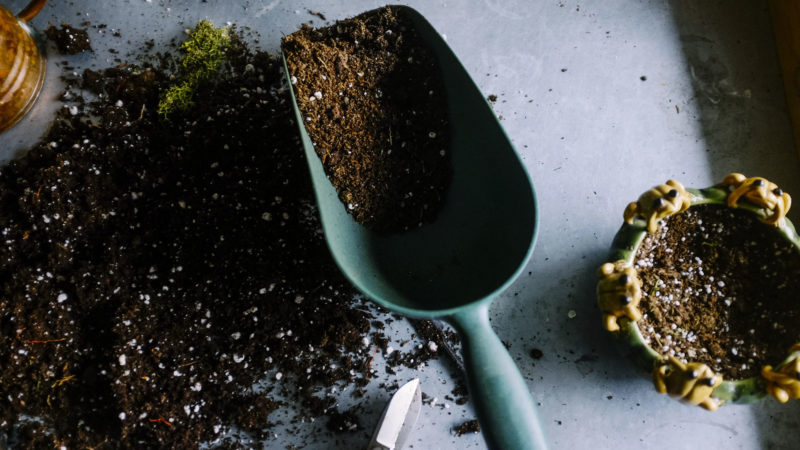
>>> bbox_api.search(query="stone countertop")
[3,1,799,448]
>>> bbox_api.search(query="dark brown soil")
[0,28,460,448]
[450,384,469,405]
[282,6,452,233]
[454,419,480,436]
[635,204,800,379]
[45,23,92,54]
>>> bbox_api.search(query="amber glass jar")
[0,1,47,133]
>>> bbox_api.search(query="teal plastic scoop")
[283,6,546,449]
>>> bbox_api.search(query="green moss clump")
[180,20,230,78]
[158,83,195,119]
[158,20,230,119]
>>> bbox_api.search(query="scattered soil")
[282,6,452,233]
[529,348,544,360]
[326,409,360,433]
[307,10,327,21]
[635,204,800,379]
[45,23,92,54]
[405,319,462,369]
[454,419,481,436]
[451,384,469,405]
[0,27,459,448]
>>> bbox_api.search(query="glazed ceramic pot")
[598,173,800,410]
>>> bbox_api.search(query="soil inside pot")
[282,6,452,233]
[635,204,800,379]
[0,24,463,448]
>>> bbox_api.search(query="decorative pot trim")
[762,344,800,403]
[599,174,800,409]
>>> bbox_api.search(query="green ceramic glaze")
[606,183,800,407]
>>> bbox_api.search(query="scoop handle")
[449,304,547,450]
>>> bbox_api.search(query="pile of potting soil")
[0,27,455,448]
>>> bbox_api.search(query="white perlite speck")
[275,372,283,380]
[57,293,68,303]
[118,354,126,366]
[119,412,126,420]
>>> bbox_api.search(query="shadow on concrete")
[669,1,800,447]
[668,1,800,221]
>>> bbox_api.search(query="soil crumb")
[45,23,93,54]
[307,9,327,21]
[454,419,481,436]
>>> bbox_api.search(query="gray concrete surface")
[3,0,799,448]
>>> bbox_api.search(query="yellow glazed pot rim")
[601,174,800,409]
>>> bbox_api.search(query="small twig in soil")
[51,374,76,388]
[365,345,378,377]
[149,416,173,427]
[307,10,327,21]
[24,338,66,344]
[649,280,660,298]
[653,335,664,351]
[85,439,109,450]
